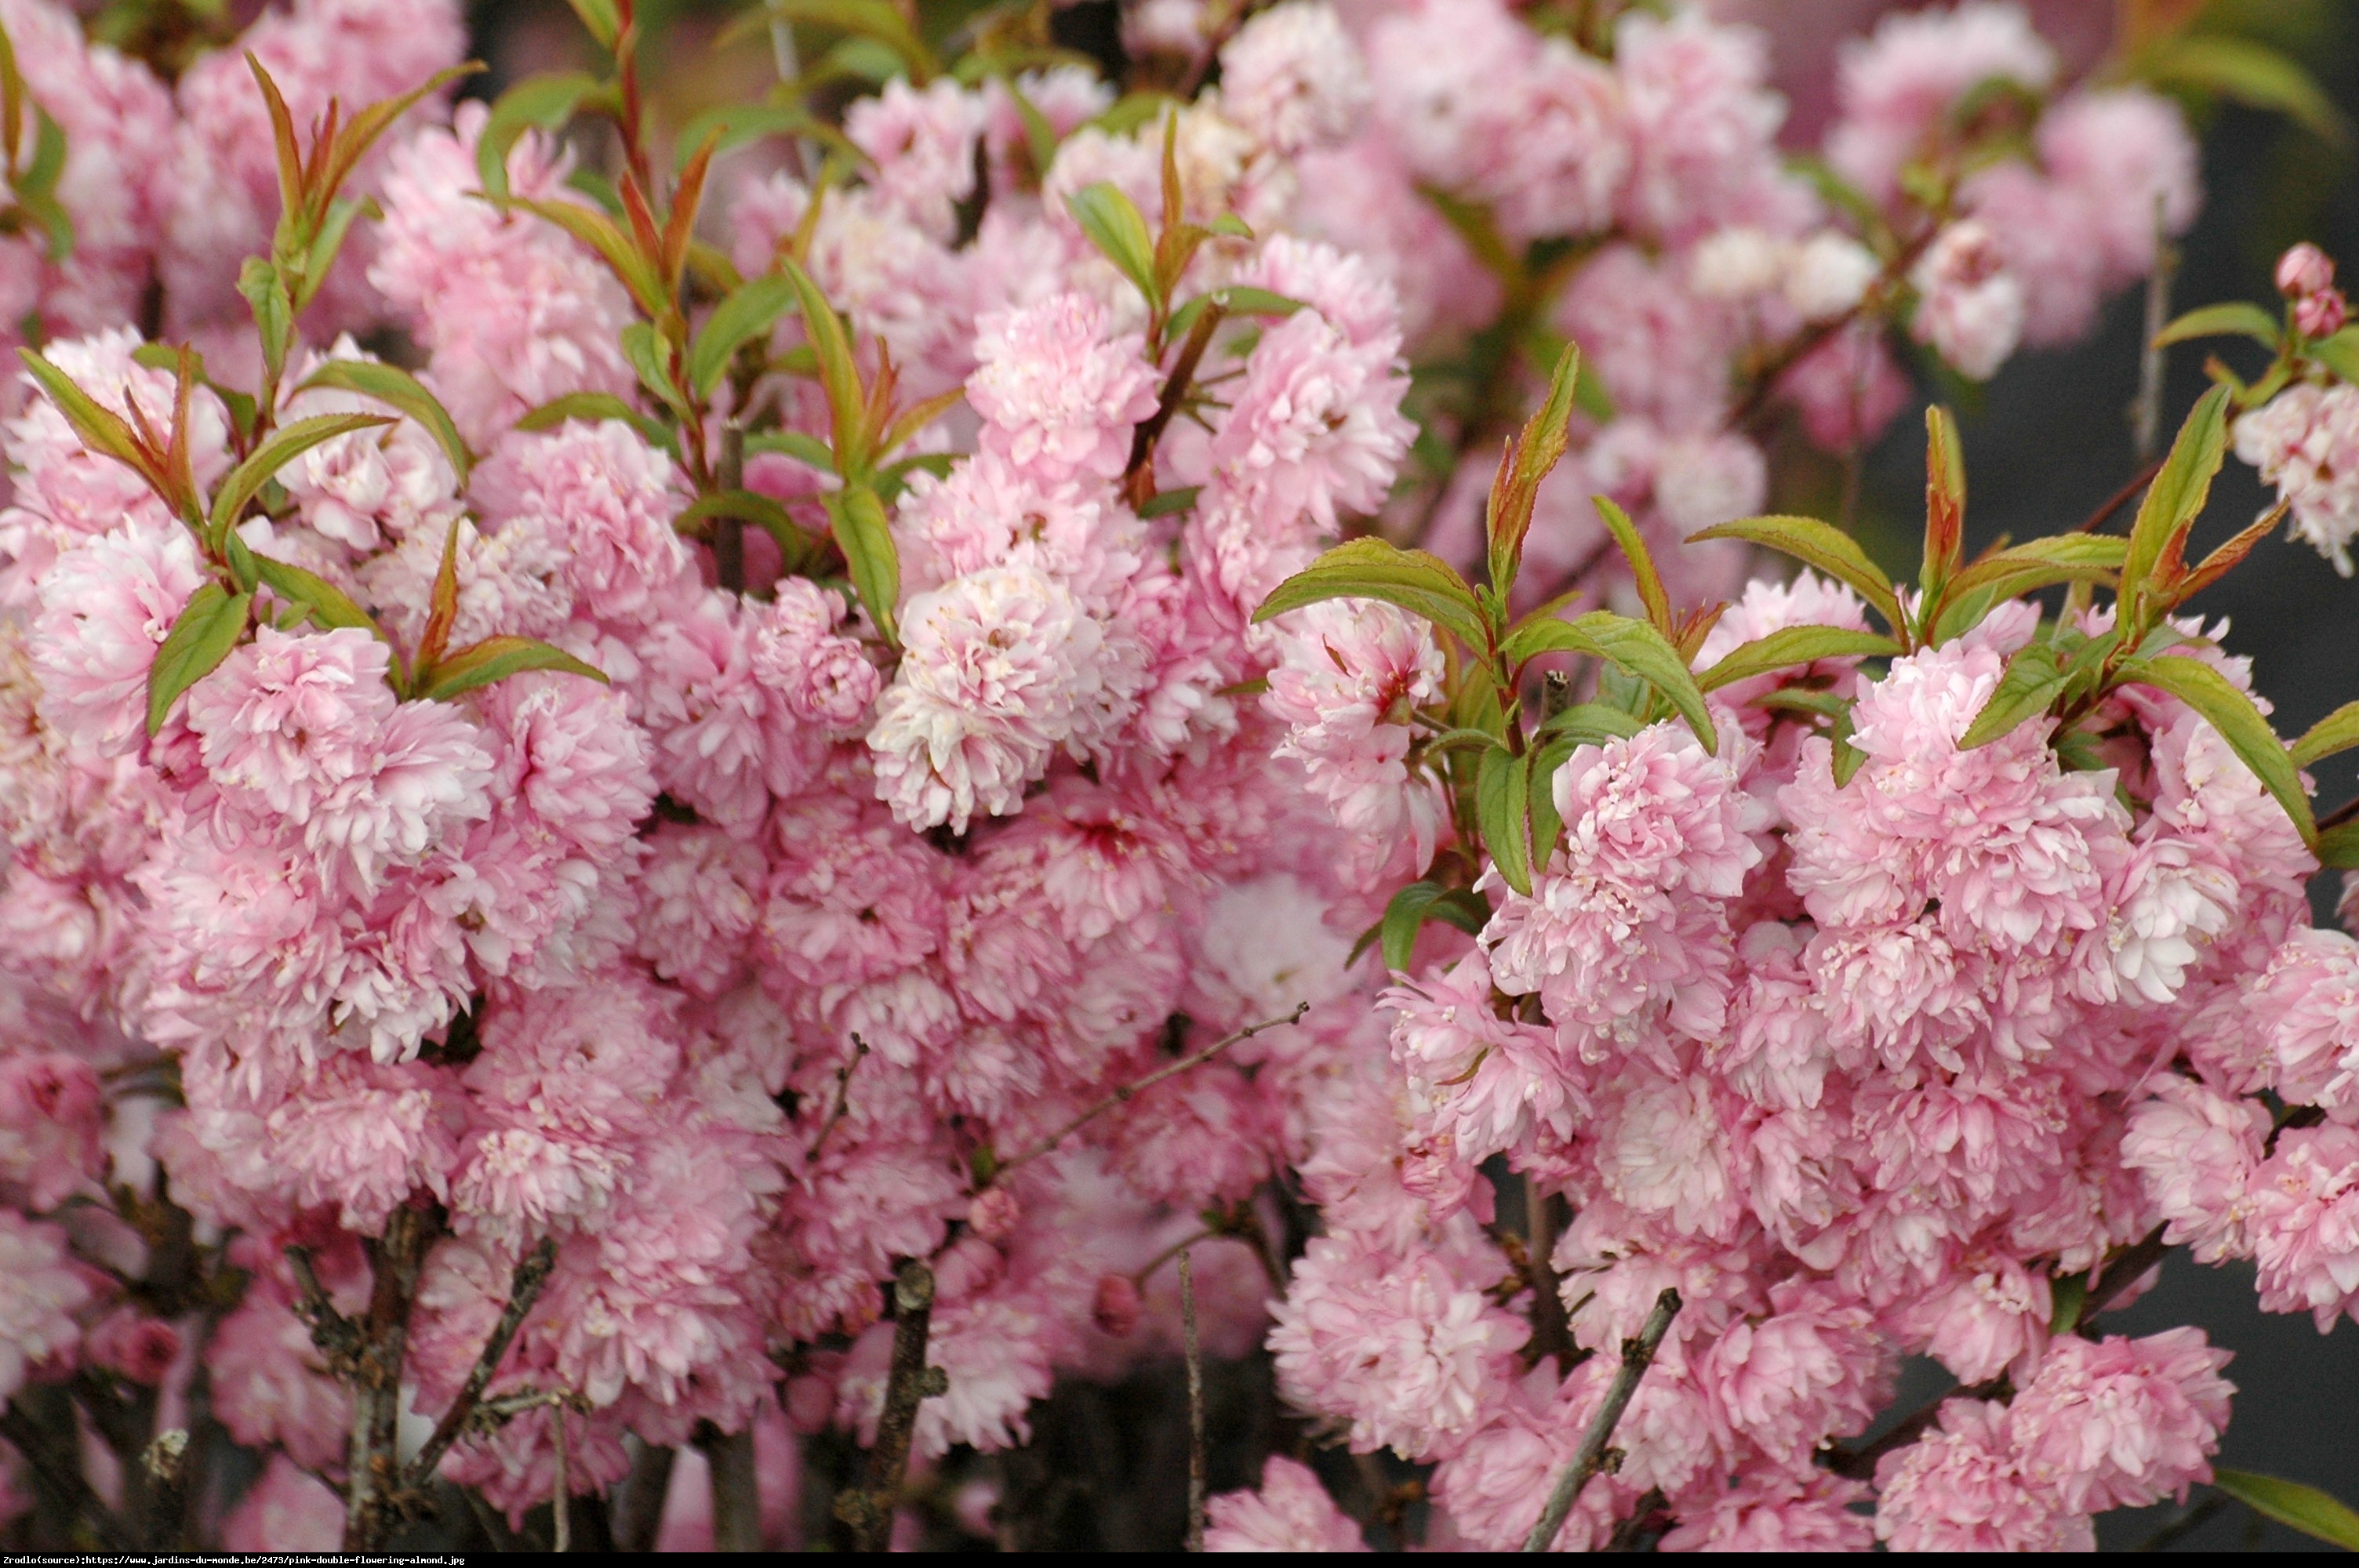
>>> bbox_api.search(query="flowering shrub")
[2,0,2358,1554]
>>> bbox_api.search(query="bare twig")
[2081,1222,2172,1325]
[1125,302,1228,508]
[2132,196,2177,462]
[284,1244,362,1370]
[1604,1486,1665,1552]
[0,1401,134,1550]
[612,1440,678,1552]
[2073,455,2166,534]
[1181,1247,1206,1552]
[1521,1288,1682,1552]
[407,1236,559,1489]
[343,1206,439,1551]
[994,1004,1309,1178]
[1523,1174,1572,1373]
[551,1402,570,1554]
[806,1034,871,1163]
[703,1425,762,1552]
[714,421,747,594]
[837,1261,947,1551]
[2136,1490,2227,1552]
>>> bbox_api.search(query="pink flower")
[749,580,880,729]
[1386,949,1581,1168]
[1912,220,2026,381]
[967,292,1158,485]
[1826,2,2057,201]
[1268,1231,1526,1458]
[633,822,766,998]
[260,1053,462,1230]
[1659,1467,1876,1552]
[1612,10,1784,244]
[209,1278,352,1472]
[845,77,986,240]
[2280,242,2336,299]
[2038,88,2200,289]
[0,1210,91,1399]
[1217,2,1369,157]
[2236,383,2359,573]
[471,419,695,628]
[30,521,207,755]
[1873,1397,2093,1552]
[1209,310,1413,535]
[867,565,1110,832]
[220,1454,344,1552]
[2008,1328,2233,1513]
[1204,1455,1370,1552]
[0,1050,106,1209]
[1897,1250,2052,1385]
[2124,1076,2270,1263]
[2250,1123,2359,1330]
[2255,928,2359,1113]
[1704,1276,1894,1454]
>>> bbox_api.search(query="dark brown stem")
[611,1441,678,1552]
[837,1261,944,1551]
[1521,1288,1681,1552]
[807,1034,871,1163]
[1125,302,1227,509]
[1523,1175,1572,1373]
[1,1400,134,1550]
[2136,1490,2227,1552]
[407,1236,559,1490]
[2317,793,2359,835]
[702,1425,762,1552]
[551,1402,571,1554]
[714,421,746,594]
[1829,1373,2009,1479]
[343,1206,439,1551]
[1604,1487,1666,1552]
[2074,456,2166,535]
[2081,1222,2172,1325]
[1181,1247,1205,1552]
[993,1005,1309,1178]
[285,1244,362,1371]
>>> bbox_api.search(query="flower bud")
[2296,289,2349,340]
[2277,241,2335,299]
[87,1308,183,1385]
[1092,1272,1143,1336]
[966,1186,1021,1243]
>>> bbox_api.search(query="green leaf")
[1932,535,2131,644]
[745,429,838,471]
[300,359,475,481]
[415,635,607,702]
[674,100,858,169]
[619,321,691,422]
[1499,611,1717,754]
[2139,35,2349,146]
[564,0,621,51]
[761,0,939,82]
[782,259,869,476]
[689,273,800,398]
[1591,495,1669,633]
[1486,342,1581,597]
[2119,652,2314,848]
[827,483,900,647]
[1416,183,1518,284]
[1138,486,1201,519]
[1253,536,1492,658]
[209,413,394,543]
[15,108,70,261]
[2211,1470,2359,1550]
[15,346,150,477]
[1475,744,1535,897]
[249,555,387,643]
[514,390,674,449]
[677,488,825,573]
[147,584,250,735]
[1365,880,1492,971]
[1960,641,2066,749]
[2317,820,2359,870]
[512,196,669,316]
[2048,1272,2088,1337]
[2122,385,2230,622]
[1063,182,1159,310]
[477,72,602,201]
[1163,286,1303,344]
[1536,702,1645,746]
[2312,327,2359,387]
[1688,514,1906,635]
[237,257,293,391]
[1698,626,1901,692]
[2292,701,2359,769]
[1830,701,1866,787]
[296,195,372,314]
[2154,300,2282,350]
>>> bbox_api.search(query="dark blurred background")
[449,0,2359,1548]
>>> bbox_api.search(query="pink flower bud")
[2277,242,2335,299]
[2296,289,2349,340]
[87,1308,182,1385]
[966,1187,1021,1243]
[1092,1272,1143,1336]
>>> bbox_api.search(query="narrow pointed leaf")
[2317,821,2359,871]
[1688,515,1905,633]
[827,482,900,646]
[1536,702,1645,746]
[1921,405,1965,600]
[2210,1470,2359,1550]
[565,0,621,49]
[761,0,940,81]
[147,585,250,734]
[514,391,674,448]
[1960,641,2066,749]
[416,517,464,677]
[16,346,152,478]
[689,272,800,397]
[514,196,669,315]
[2292,701,2359,769]
[1699,626,1901,692]
[320,64,484,213]
[1254,536,1490,656]
[2310,327,2359,387]
[2154,300,2282,350]
[415,636,607,702]
[2119,653,2314,848]
[1063,182,1159,308]
[744,428,837,471]
[677,488,826,574]
[2178,502,2287,603]
[2123,386,2231,616]
[2139,34,2349,145]
[1475,744,1534,897]
[1592,494,1670,633]
[1499,611,1717,754]
[249,556,384,640]
[661,133,720,289]
[1486,343,1581,596]
[209,413,394,541]
[619,321,691,421]
[1367,880,1492,971]
[782,259,868,474]
[300,360,475,481]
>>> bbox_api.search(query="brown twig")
[0,1401,134,1549]
[992,1004,1309,1178]
[1521,1287,1681,1552]
[806,1033,871,1163]
[1181,1247,1206,1552]
[406,1236,560,1490]
[2132,196,2177,463]
[2317,793,2359,835]
[2074,456,2166,534]
[551,1402,571,1554]
[1523,1174,1572,1373]
[1125,302,1228,509]
[837,1261,947,1551]
[611,1441,678,1552]
[702,1425,762,1552]
[714,421,747,594]
[1828,1373,2009,1479]
[1604,1486,1666,1552]
[343,1206,440,1551]
[2081,1222,2172,1325]
[284,1244,362,1372]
